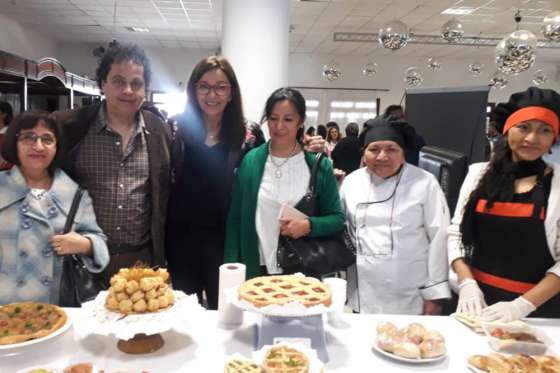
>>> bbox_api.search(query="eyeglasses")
[17,132,57,147]
[195,83,230,96]
[110,77,145,91]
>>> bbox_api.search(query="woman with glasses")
[165,56,247,309]
[340,116,450,314]
[0,112,109,305]
[224,87,344,279]
[450,87,560,321]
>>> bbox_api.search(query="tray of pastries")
[105,267,174,314]
[468,353,560,373]
[373,321,447,363]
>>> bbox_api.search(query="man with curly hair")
[53,43,171,283]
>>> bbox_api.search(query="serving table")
[2,309,559,372]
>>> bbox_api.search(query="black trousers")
[166,226,224,310]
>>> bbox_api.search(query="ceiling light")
[126,26,150,33]
[441,7,476,15]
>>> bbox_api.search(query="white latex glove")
[456,278,487,317]
[481,296,536,322]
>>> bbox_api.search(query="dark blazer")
[331,135,362,174]
[52,102,172,267]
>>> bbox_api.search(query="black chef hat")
[362,116,416,152]
[489,86,560,137]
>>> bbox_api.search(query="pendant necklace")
[269,142,298,179]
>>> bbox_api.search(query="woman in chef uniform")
[450,87,560,321]
[340,116,451,315]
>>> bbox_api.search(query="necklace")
[269,142,298,179]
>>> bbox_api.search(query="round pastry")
[393,341,421,359]
[400,323,426,344]
[419,338,446,358]
[238,275,331,308]
[424,330,445,343]
[106,266,174,314]
[224,358,263,373]
[262,345,309,373]
[377,332,398,353]
[376,321,398,336]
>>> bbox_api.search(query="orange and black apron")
[471,175,560,318]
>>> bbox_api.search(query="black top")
[169,142,229,229]
[331,136,362,174]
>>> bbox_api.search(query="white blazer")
[341,165,451,315]
[448,161,560,277]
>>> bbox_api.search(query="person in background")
[0,101,14,169]
[224,87,344,279]
[341,116,450,314]
[0,112,109,305]
[449,87,560,321]
[332,122,361,175]
[52,43,171,285]
[384,104,425,165]
[317,124,327,139]
[305,126,316,137]
[166,56,246,309]
[325,124,342,157]
[484,121,501,161]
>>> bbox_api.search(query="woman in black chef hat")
[341,116,451,315]
[449,87,560,321]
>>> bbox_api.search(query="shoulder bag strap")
[63,186,84,234]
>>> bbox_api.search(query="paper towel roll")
[217,262,246,326]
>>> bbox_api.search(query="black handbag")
[276,153,355,276]
[58,187,106,307]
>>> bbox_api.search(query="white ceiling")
[2,0,560,61]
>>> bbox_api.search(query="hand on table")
[456,278,487,317]
[481,297,536,322]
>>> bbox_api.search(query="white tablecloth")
[2,309,559,372]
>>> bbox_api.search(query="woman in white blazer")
[449,87,560,321]
[341,116,451,315]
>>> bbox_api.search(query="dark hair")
[384,105,403,117]
[1,111,64,176]
[184,56,245,147]
[326,125,342,143]
[317,124,327,139]
[245,120,265,149]
[345,122,359,137]
[305,126,315,136]
[261,87,306,124]
[326,121,339,129]
[95,43,152,90]
[0,101,14,125]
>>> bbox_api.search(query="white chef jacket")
[340,164,451,314]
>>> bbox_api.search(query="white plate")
[467,363,485,373]
[371,343,447,364]
[0,312,72,350]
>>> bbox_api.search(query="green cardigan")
[224,142,345,279]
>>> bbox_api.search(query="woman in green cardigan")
[224,87,345,279]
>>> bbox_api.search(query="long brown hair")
[183,56,245,147]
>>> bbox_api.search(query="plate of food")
[481,321,552,355]
[0,302,72,350]
[467,353,560,372]
[372,321,447,364]
[231,274,333,317]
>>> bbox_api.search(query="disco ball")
[427,57,441,72]
[495,30,537,75]
[489,71,508,89]
[378,20,410,50]
[362,62,378,77]
[322,62,342,82]
[404,67,423,87]
[468,62,485,77]
[441,18,464,43]
[532,69,548,86]
[542,11,560,42]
